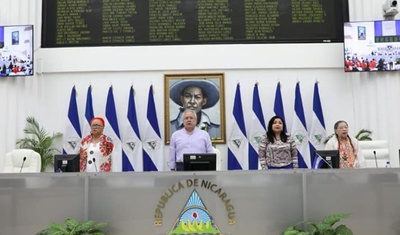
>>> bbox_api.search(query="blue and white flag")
[105,86,122,172]
[63,86,82,154]
[228,83,248,170]
[274,82,287,132]
[82,85,94,137]
[291,82,311,168]
[122,86,143,171]
[310,82,327,169]
[143,85,163,171]
[248,83,266,170]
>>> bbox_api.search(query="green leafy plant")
[282,213,353,235]
[324,129,372,144]
[16,116,63,172]
[354,129,372,141]
[35,218,107,235]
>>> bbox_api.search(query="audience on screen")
[0,54,32,76]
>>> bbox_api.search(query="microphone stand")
[93,158,98,172]
[373,150,378,168]
[20,157,27,173]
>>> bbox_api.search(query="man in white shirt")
[169,110,213,171]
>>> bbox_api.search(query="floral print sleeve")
[288,135,298,168]
[99,135,113,172]
[258,135,269,169]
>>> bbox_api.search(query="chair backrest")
[213,147,222,171]
[358,140,390,168]
[3,149,41,173]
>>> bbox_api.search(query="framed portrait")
[12,31,19,45]
[164,73,226,145]
[358,26,366,40]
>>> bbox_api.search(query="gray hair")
[183,109,197,120]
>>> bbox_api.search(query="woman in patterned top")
[324,120,366,168]
[80,117,114,172]
[258,116,298,169]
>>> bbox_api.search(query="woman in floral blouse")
[258,116,298,169]
[80,117,114,172]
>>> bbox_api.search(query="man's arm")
[204,132,213,153]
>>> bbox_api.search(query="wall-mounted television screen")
[0,25,33,77]
[344,20,400,72]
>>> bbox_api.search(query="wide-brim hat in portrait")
[170,79,219,109]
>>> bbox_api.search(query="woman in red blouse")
[80,117,114,172]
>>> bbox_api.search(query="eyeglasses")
[91,124,103,128]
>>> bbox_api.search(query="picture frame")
[164,73,226,145]
[12,31,19,45]
[358,26,366,40]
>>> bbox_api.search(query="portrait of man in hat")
[165,74,226,144]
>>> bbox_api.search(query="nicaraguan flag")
[310,82,327,168]
[274,82,287,132]
[83,85,94,137]
[291,82,311,168]
[122,86,143,171]
[248,83,266,170]
[63,86,82,154]
[105,86,122,172]
[143,85,163,171]
[228,83,248,170]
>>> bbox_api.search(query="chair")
[213,147,222,171]
[358,140,390,168]
[2,149,41,173]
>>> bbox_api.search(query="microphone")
[92,158,98,172]
[20,157,27,173]
[373,150,378,168]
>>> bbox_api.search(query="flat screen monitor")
[0,25,34,77]
[314,150,340,169]
[344,20,400,72]
[54,154,80,172]
[183,153,216,171]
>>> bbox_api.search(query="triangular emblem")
[68,141,77,150]
[169,189,222,235]
[126,141,136,151]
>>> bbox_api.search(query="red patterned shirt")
[80,134,114,172]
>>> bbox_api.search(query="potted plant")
[324,129,372,144]
[35,218,107,235]
[282,213,353,235]
[16,116,63,172]
[354,129,372,141]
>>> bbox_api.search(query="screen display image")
[41,0,348,47]
[344,20,400,72]
[0,25,34,77]
[183,153,216,171]
[54,154,80,172]
[314,150,340,169]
